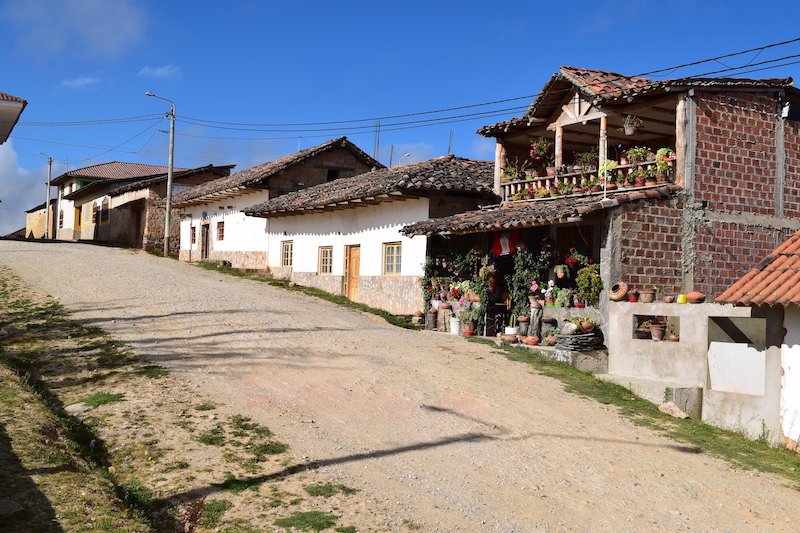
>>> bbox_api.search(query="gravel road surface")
[1,240,798,532]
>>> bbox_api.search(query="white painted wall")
[782,306,800,445]
[178,190,270,254]
[267,198,430,277]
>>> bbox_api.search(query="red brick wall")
[784,119,800,218]
[694,92,777,216]
[619,198,684,295]
[694,221,791,297]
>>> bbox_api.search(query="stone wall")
[143,203,180,255]
[205,250,268,270]
[268,147,375,199]
[356,275,422,315]
[291,272,344,295]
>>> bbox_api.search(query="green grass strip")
[470,338,800,489]
[193,261,419,330]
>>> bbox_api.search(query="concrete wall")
[782,306,800,449]
[267,198,429,314]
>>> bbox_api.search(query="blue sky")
[1,0,799,233]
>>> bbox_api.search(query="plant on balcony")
[501,159,528,182]
[530,137,554,163]
[624,146,650,165]
[556,182,574,196]
[656,147,675,182]
[620,115,644,135]
[644,165,658,186]
[574,149,598,171]
[535,187,550,199]
[633,167,646,187]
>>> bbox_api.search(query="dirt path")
[1,241,798,532]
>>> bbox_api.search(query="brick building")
[402,66,800,323]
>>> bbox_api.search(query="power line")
[64,119,164,164]
[15,113,164,127]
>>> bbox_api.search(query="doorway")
[344,245,360,301]
[201,224,210,259]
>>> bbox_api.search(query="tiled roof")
[52,161,189,185]
[715,230,800,307]
[478,66,793,136]
[108,164,234,197]
[402,184,680,236]
[172,137,381,207]
[0,92,26,104]
[245,155,495,218]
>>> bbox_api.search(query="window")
[326,168,340,182]
[281,240,293,267]
[217,221,225,241]
[58,210,64,229]
[191,226,197,244]
[383,242,402,275]
[318,246,333,274]
[100,199,110,223]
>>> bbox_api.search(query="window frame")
[191,226,197,245]
[58,210,64,229]
[281,240,293,267]
[382,241,402,276]
[216,221,225,241]
[318,246,333,275]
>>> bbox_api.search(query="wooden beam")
[555,125,564,167]
[494,141,506,195]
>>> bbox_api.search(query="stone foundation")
[356,276,422,315]
[290,272,344,295]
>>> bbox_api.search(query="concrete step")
[596,373,703,418]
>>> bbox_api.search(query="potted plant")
[544,280,556,306]
[599,160,617,187]
[557,182,574,196]
[504,314,519,335]
[575,264,603,307]
[554,264,570,280]
[635,320,652,339]
[624,147,650,165]
[459,304,480,337]
[556,288,573,308]
[579,316,596,333]
[628,289,639,303]
[656,147,675,183]
[650,319,666,341]
[573,294,585,308]
[574,149,599,172]
[644,165,658,186]
[620,115,644,136]
[639,287,655,303]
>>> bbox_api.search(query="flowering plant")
[564,248,592,270]
[530,280,540,294]
[529,137,554,165]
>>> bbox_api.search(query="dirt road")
[1,240,798,531]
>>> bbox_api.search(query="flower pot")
[624,124,636,136]
[663,295,675,303]
[545,297,555,306]
[645,178,658,187]
[677,294,687,304]
[523,335,540,346]
[580,320,595,333]
[546,166,556,176]
[440,302,451,310]
[619,157,629,165]
[650,324,666,341]
[686,291,706,304]
[639,290,655,303]
[609,282,629,302]
[462,321,475,337]
[634,177,645,187]
[449,317,460,335]
[668,334,680,342]
[656,172,669,183]
[628,294,639,303]
[518,319,529,336]
[504,326,519,335]
[499,333,518,343]
[606,182,618,191]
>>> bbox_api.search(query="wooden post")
[675,92,696,189]
[598,115,608,172]
[494,141,506,196]
[555,126,563,167]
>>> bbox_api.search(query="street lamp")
[145,92,176,257]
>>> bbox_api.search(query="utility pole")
[146,92,176,257]
[41,154,52,239]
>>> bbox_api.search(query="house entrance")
[201,224,210,259]
[344,245,360,300]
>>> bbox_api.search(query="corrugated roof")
[401,184,680,236]
[478,66,793,136]
[716,230,800,307]
[172,137,381,207]
[52,161,189,185]
[245,155,495,218]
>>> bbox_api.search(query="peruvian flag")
[492,231,519,256]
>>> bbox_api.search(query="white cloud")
[470,137,496,160]
[138,64,182,80]
[0,141,66,235]
[1,0,145,60]
[61,76,102,89]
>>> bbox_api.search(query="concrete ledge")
[513,344,609,375]
[597,373,703,418]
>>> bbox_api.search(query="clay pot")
[413,310,424,318]
[624,124,636,136]
[639,290,655,303]
[580,320,595,333]
[619,157,629,165]
[668,334,680,342]
[628,294,639,303]
[650,324,666,341]
[545,297,555,306]
[523,335,540,346]
[440,302,451,310]
[609,282,629,302]
[645,178,658,187]
[686,291,706,304]
[606,182,618,191]
[499,333,518,343]
[462,321,476,337]
[663,295,675,303]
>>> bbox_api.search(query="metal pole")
[164,104,175,257]
[44,156,52,239]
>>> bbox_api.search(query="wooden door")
[201,224,210,259]
[345,245,360,300]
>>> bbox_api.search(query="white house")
[243,155,496,314]
[174,137,380,269]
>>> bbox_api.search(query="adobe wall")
[268,147,376,199]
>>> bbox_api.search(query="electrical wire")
[16,113,164,127]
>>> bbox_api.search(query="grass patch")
[274,511,339,531]
[81,391,125,407]
[251,441,288,459]
[134,365,168,379]
[197,424,226,446]
[336,527,357,533]
[118,477,152,516]
[212,472,261,494]
[304,483,359,498]
[201,499,233,528]
[471,338,800,488]
[194,261,418,330]
[194,402,217,411]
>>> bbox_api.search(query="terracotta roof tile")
[0,92,26,104]
[245,156,495,218]
[172,137,380,207]
[402,184,680,236]
[52,161,189,186]
[716,231,800,307]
